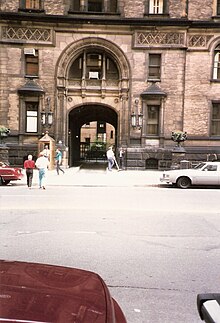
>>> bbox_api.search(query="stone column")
[120,94,129,146]
[56,91,65,143]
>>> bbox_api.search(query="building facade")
[0,0,220,169]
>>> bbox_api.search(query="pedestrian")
[23,154,35,189]
[106,146,115,171]
[118,147,125,169]
[42,144,50,160]
[35,152,50,189]
[55,148,65,175]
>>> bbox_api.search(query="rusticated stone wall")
[188,0,213,20]
[123,0,145,18]
[0,0,18,12]
[0,1,217,20]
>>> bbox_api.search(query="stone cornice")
[0,12,220,29]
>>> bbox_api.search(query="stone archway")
[55,37,131,166]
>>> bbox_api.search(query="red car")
[0,260,127,323]
[0,162,23,185]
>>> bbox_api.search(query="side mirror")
[197,294,220,322]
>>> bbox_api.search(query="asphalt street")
[1,166,220,322]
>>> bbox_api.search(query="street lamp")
[137,112,143,128]
[131,112,137,127]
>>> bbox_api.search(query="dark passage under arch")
[68,104,118,166]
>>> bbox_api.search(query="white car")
[160,162,220,189]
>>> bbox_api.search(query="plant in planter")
[0,126,10,145]
[171,130,187,147]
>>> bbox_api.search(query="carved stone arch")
[56,37,130,84]
[208,35,220,52]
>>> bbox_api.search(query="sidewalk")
[25,166,162,187]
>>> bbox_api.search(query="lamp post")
[41,97,53,127]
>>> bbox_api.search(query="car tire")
[0,177,3,186]
[3,180,10,185]
[176,176,191,189]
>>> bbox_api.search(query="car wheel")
[0,177,3,186]
[3,180,10,185]
[177,176,191,189]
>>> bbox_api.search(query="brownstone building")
[0,0,220,169]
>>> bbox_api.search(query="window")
[72,0,80,10]
[217,0,220,15]
[70,0,117,13]
[20,0,43,10]
[213,45,220,80]
[25,102,38,133]
[149,0,163,14]
[25,49,39,77]
[88,0,102,12]
[68,51,119,81]
[86,53,102,79]
[203,165,217,171]
[148,54,161,80]
[97,122,106,134]
[106,58,119,80]
[211,103,220,136]
[109,0,117,12]
[146,105,159,135]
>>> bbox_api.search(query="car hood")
[0,260,113,323]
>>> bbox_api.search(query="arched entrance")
[55,37,130,167]
[68,103,118,166]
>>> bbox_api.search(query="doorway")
[68,104,118,166]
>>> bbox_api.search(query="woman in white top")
[35,152,50,189]
[106,146,115,171]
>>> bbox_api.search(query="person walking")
[55,148,65,175]
[106,146,115,171]
[35,152,50,189]
[118,147,125,169]
[23,154,35,189]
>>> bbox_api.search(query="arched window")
[213,44,220,80]
[68,51,119,81]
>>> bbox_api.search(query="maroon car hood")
[0,260,113,322]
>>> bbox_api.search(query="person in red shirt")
[23,154,35,189]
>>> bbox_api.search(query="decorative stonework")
[135,31,185,47]
[1,26,52,43]
[134,32,214,49]
[187,34,213,47]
